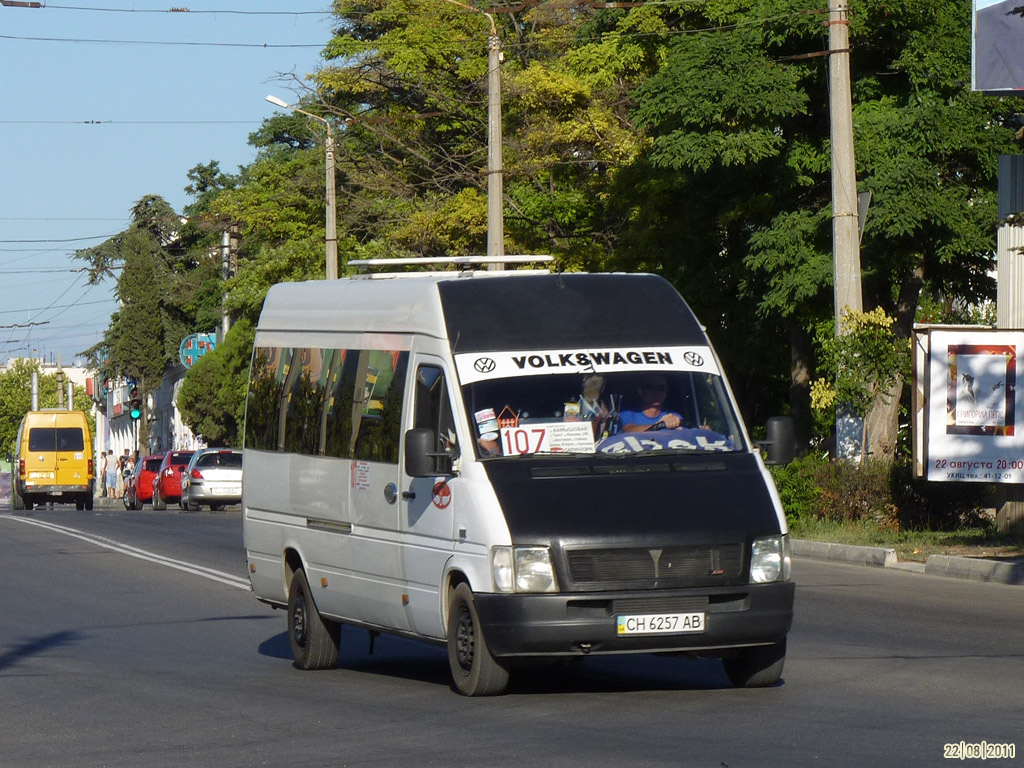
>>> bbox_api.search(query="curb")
[792,539,1024,587]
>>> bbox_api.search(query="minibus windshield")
[461,369,745,459]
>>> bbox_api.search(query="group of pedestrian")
[99,448,137,499]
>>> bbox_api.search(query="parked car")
[179,448,242,511]
[123,453,165,510]
[151,450,195,510]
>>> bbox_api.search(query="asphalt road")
[1,504,1021,768]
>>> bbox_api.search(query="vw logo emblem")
[683,351,704,367]
[474,357,496,373]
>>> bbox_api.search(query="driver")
[621,374,683,432]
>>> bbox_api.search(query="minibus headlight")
[491,547,558,593]
[750,534,791,584]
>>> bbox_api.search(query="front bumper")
[473,581,794,658]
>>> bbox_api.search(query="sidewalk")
[792,539,1024,586]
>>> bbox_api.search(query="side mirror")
[404,428,455,478]
[761,416,796,466]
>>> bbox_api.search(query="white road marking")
[0,514,251,590]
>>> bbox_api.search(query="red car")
[151,450,195,510]
[123,453,165,510]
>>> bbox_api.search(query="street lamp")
[265,94,338,280]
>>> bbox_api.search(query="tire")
[287,568,340,670]
[75,499,85,510]
[723,638,786,688]
[152,487,166,511]
[209,503,223,512]
[85,494,94,511]
[123,490,131,510]
[12,487,24,510]
[447,582,510,696]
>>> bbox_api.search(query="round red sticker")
[432,481,452,509]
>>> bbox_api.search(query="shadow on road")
[0,630,81,672]
[255,626,751,694]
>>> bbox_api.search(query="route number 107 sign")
[499,422,596,455]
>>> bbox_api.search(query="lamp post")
[265,94,338,280]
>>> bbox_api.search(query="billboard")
[973,0,1024,92]
[914,327,1024,482]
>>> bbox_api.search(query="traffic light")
[129,387,142,420]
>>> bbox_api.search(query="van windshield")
[459,366,745,459]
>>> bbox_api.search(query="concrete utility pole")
[828,0,862,331]
[486,30,505,266]
[439,0,504,267]
[265,95,338,280]
[828,0,864,460]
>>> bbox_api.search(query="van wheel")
[12,488,24,510]
[85,494,94,511]
[75,500,85,510]
[723,638,786,688]
[287,568,340,670]
[447,583,510,696]
[152,488,166,511]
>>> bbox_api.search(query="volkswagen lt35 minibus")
[243,259,794,695]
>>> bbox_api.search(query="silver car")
[179,448,242,511]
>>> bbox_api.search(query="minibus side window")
[414,365,459,459]
[245,346,292,451]
[282,347,327,455]
[352,350,408,464]
[322,349,361,459]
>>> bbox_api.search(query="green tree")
[177,317,254,446]
[627,0,1023,452]
[76,195,215,447]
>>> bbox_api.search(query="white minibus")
[243,260,795,695]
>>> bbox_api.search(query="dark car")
[151,450,195,510]
[123,453,165,510]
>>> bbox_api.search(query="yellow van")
[12,409,95,511]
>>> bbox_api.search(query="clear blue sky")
[0,1,333,367]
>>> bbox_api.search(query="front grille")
[565,543,744,588]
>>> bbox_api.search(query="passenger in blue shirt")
[621,375,683,432]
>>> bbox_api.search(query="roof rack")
[348,255,554,275]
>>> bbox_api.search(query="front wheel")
[447,583,510,696]
[287,568,340,670]
[722,638,786,688]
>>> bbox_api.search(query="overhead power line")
[0,32,322,48]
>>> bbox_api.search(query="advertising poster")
[925,329,1024,482]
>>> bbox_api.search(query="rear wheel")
[75,499,85,510]
[287,568,340,670]
[123,490,131,510]
[723,638,786,688]
[152,487,166,510]
[12,487,24,510]
[85,494,94,511]
[447,583,510,696]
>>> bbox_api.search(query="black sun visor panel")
[437,273,707,354]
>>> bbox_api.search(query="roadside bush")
[770,454,997,531]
